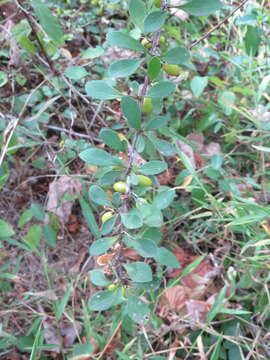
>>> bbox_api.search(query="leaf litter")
[158,247,223,330]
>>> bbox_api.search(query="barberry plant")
[78,0,224,324]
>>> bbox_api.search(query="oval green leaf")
[124,262,153,282]
[85,80,120,100]
[138,160,168,175]
[107,31,146,53]
[121,96,141,130]
[144,11,167,33]
[79,148,124,167]
[89,185,111,207]
[147,81,176,98]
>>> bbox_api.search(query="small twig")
[189,0,249,49]
[44,125,102,142]
[14,0,57,73]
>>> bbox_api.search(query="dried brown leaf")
[46,176,82,224]
[159,285,190,313]
[61,321,82,347]
[203,142,221,157]
[43,318,62,353]
[185,299,212,330]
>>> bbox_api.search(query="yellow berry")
[101,211,113,223]
[163,64,181,77]
[107,283,117,290]
[159,35,166,44]
[113,181,127,193]
[154,0,162,7]
[137,175,153,186]
[142,98,153,114]
[141,38,152,49]
[118,133,126,141]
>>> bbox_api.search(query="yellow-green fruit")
[142,98,153,114]
[118,133,126,141]
[163,64,181,76]
[96,8,104,16]
[137,175,153,186]
[141,38,152,49]
[107,283,117,290]
[113,181,127,193]
[101,211,113,223]
[159,35,166,44]
[154,0,162,7]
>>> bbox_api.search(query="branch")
[189,0,249,50]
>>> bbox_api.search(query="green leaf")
[71,343,95,360]
[43,225,57,247]
[147,134,176,156]
[144,11,167,33]
[147,81,176,98]
[89,237,116,256]
[154,247,181,268]
[79,148,124,167]
[163,46,190,65]
[89,185,111,207]
[0,220,15,238]
[18,36,37,54]
[129,237,158,258]
[88,288,124,311]
[82,46,104,59]
[145,115,169,131]
[126,294,150,324]
[18,209,33,228]
[31,203,45,221]
[11,19,31,39]
[244,26,261,56]
[79,196,101,239]
[121,96,141,130]
[24,225,42,250]
[124,262,152,282]
[128,0,147,30]
[0,71,7,87]
[85,80,120,100]
[100,170,122,187]
[121,209,143,229]
[64,66,87,80]
[207,286,227,322]
[180,0,223,16]
[137,204,163,227]
[148,57,161,81]
[138,160,168,175]
[109,58,142,78]
[190,76,208,97]
[99,128,123,151]
[56,285,72,321]
[31,0,63,45]
[89,269,110,286]
[101,215,117,236]
[218,91,236,116]
[153,187,176,209]
[132,276,161,291]
[107,31,146,53]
